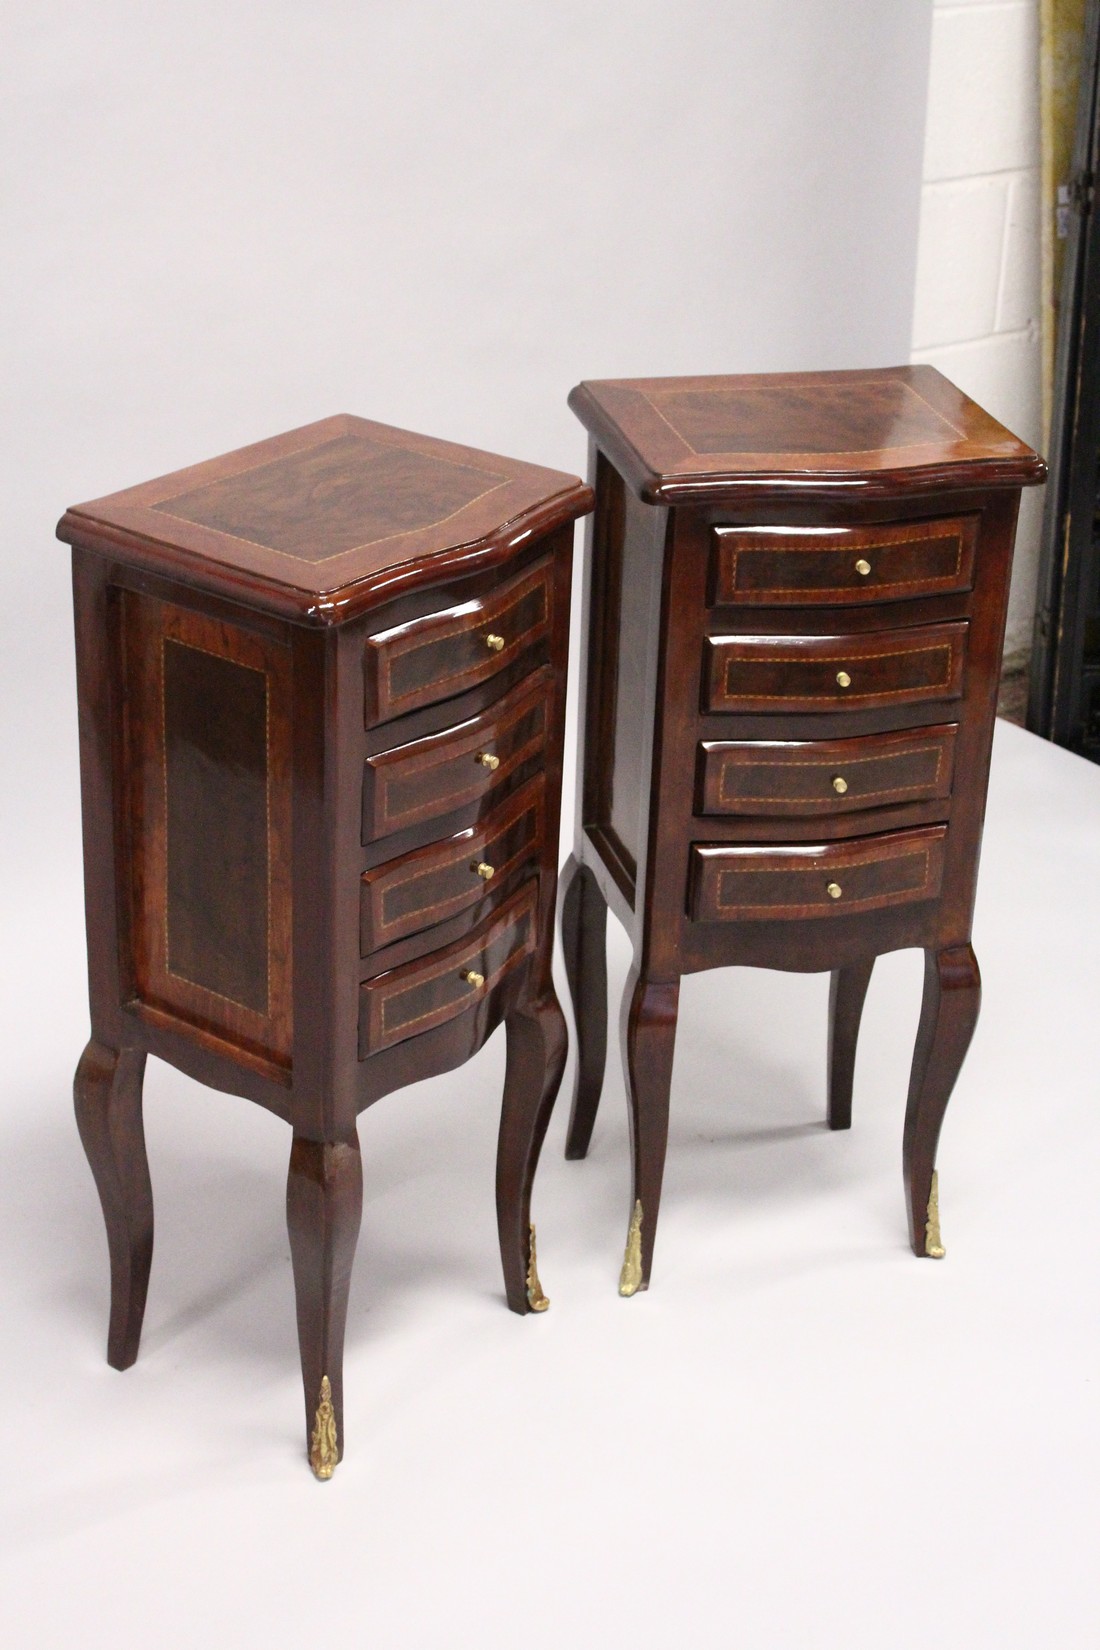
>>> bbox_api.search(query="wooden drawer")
[360,776,545,953]
[364,558,552,726]
[703,622,967,715]
[710,516,977,607]
[698,724,957,817]
[360,883,537,1055]
[363,673,548,840]
[689,826,947,922]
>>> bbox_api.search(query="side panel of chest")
[120,590,295,1072]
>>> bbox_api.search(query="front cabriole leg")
[903,944,981,1258]
[287,1131,363,1478]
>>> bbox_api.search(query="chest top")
[568,366,1044,505]
[57,414,591,624]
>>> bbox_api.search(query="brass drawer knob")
[485,633,505,653]
[461,968,485,988]
[474,861,495,880]
[475,751,500,770]
[831,775,848,794]
[854,558,871,577]
[826,882,843,900]
[836,670,851,689]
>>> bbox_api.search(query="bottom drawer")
[689,826,947,922]
[359,882,537,1056]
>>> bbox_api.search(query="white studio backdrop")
[1,0,933,889]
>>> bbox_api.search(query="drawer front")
[363,674,548,840]
[703,623,967,715]
[364,558,553,727]
[361,776,545,953]
[711,516,977,607]
[689,827,947,922]
[698,724,958,817]
[360,883,537,1055]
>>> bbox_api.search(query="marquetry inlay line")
[716,742,946,806]
[640,376,968,457]
[721,644,956,701]
[714,845,934,909]
[153,429,514,566]
[722,535,965,596]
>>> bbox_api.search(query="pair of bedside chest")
[59,369,1043,1475]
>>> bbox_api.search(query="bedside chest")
[560,368,1044,1295]
[58,415,591,1475]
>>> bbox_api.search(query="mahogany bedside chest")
[560,367,1044,1295]
[58,415,591,1476]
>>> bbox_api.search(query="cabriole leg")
[827,958,875,1130]
[559,853,609,1160]
[618,968,680,1297]
[287,1132,363,1479]
[903,944,981,1258]
[73,1039,152,1371]
[496,991,568,1315]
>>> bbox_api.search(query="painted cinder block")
[922,3,1040,182]
[996,167,1041,333]
[912,175,1011,348]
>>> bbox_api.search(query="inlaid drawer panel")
[364,558,553,727]
[698,724,958,817]
[703,622,967,715]
[361,776,545,953]
[689,826,947,922]
[363,673,548,841]
[710,516,977,608]
[360,883,537,1056]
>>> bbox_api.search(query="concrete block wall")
[910,0,1043,665]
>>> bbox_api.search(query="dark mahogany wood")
[827,960,875,1130]
[902,944,981,1255]
[287,1133,363,1472]
[59,418,591,1473]
[688,827,947,923]
[559,854,610,1161]
[364,556,553,727]
[703,623,969,716]
[360,775,544,954]
[73,1040,152,1370]
[563,367,1043,1291]
[496,993,568,1313]
[710,514,978,607]
[698,724,957,817]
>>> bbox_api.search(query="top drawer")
[710,516,978,608]
[365,558,553,727]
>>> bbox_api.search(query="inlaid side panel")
[122,592,293,1070]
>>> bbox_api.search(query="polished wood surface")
[698,725,958,817]
[710,514,978,607]
[562,368,1043,1293]
[59,414,590,623]
[568,365,1046,504]
[59,418,591,1473]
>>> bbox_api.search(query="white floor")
[0,718,1096,1649]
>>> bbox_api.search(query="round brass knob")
[831,775,848,794]
[461,969,485,988]
[475,752,500,770]
[826,882,843,900]
[485,633,505,653]
[836,670,851,689]
[474,861,495,880]
[854,558,871,577]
